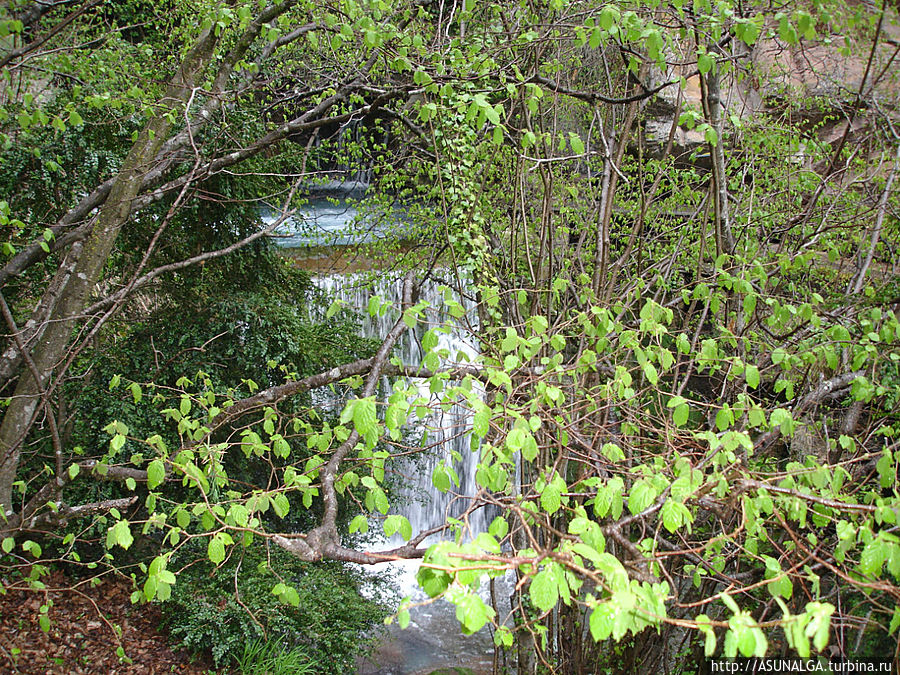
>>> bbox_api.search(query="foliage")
[1,0,899,672]
[236,638,316,675]
[161,543,388,670]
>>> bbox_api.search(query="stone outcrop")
[643,11,900,160]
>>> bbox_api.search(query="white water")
[265,166,506,671]
[311,271,499,674]
[315,273,491,535]
[265,181,413,248]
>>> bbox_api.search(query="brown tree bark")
[0,25,219,513]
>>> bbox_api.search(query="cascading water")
[274,176,502,673]
[314,273,491,535]
[312,272,498,675]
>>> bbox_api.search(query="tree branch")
[753,371,862,455]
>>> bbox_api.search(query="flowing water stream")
[313,272,497,675]
[274,194,502,674]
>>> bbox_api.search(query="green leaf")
[22,540,42,558]
[719,593,740,613]
[489,516,509,539]
[454,591,492,634]
[743,293,757,317]
[399,516,413,541]
[349,514,369,534]
[1,537,13,554]
[432,465,451,492]
[796,11,816,39]
[521,433,538,462]
[501,327,518,353]
[279,584,300,607]
[628,479,657,515]
[888,606,900,635]
[374,489,389,514]
[506,427,524,450]
[176,509,190,528]
[569,133,585,155]
[530,567,559,612]
[110,434,126,454]
[352,397,377,436]
[735,19,761,45]
[673,403,689,427]
[271,493,290,519]
[107,520,134,551]
[207,535,225,564]
[715,406,734,431]
[778,16,798,44]
[770,408,795,436]
[147,459,165,489]
[738,624,766,657]
[421,329,438,351]
[472,404,491,438]
[745,365,760,389]
[807,602,833,651]
[398,608,410,629]
[417,566,450,598]
[384,514,413,541]
[697,615,716,656]
[859,538,885,576]
[602,442,625,462]
[661,499,683,533]
[589,603,615,641]
[764,556,793,599]
[229,504,249,527]
[598,5,619,29]
[494,626,514,647]
[540,480,561,515]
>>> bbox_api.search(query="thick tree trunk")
[0,27,218,514]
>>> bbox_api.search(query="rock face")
[642,72,707,160]
[642,10,900,160]
[753,14,900,111]
[643,62,764,161]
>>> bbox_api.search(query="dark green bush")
[161,542,390,672]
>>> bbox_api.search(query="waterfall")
[313,271,491,539]
[275,180,499,673]
[313,270,499,675]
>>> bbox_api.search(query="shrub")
[161,542,390,671]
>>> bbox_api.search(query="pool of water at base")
[355,561,498,675]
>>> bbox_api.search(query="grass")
[234,639,314,675]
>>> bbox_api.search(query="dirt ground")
[0,571,216,674]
